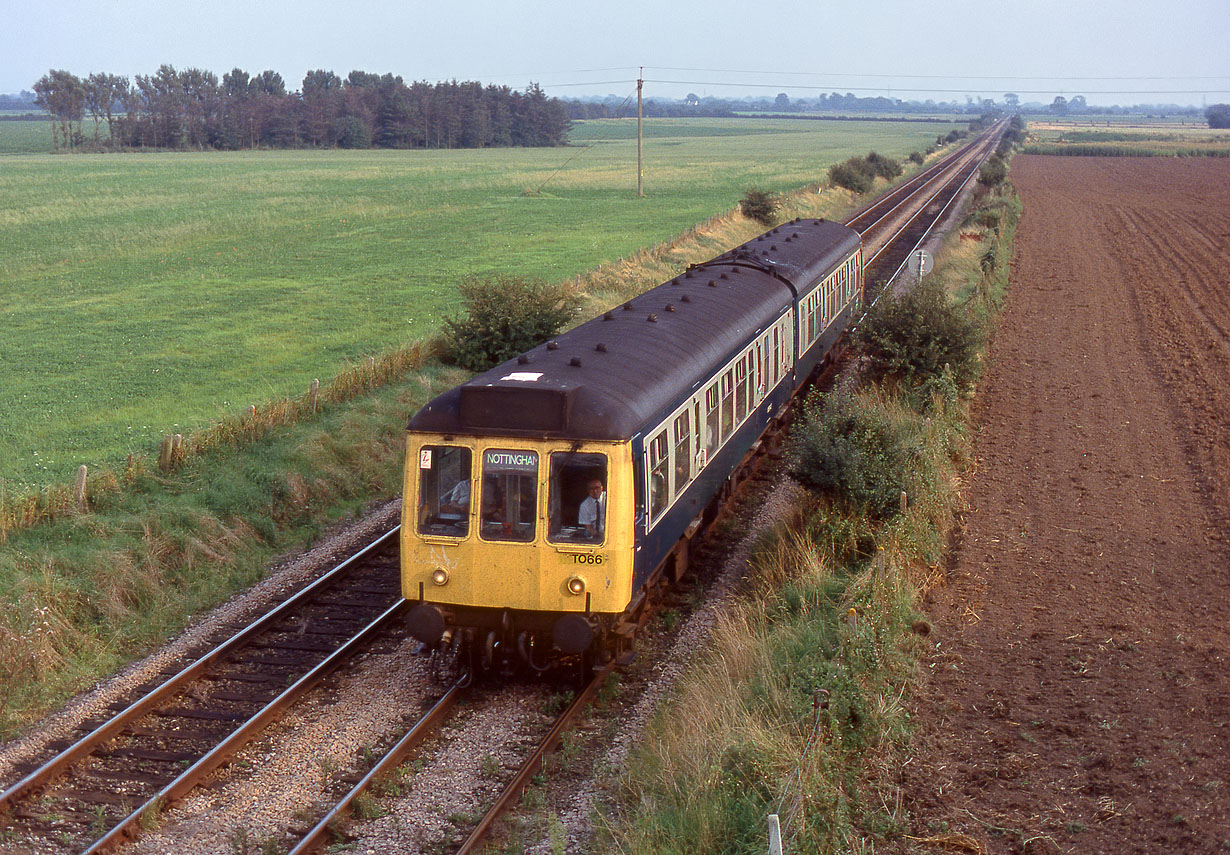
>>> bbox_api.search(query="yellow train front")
[401,217,862,675]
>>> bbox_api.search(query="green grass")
[0,118,958,489]
[0,120,54,154]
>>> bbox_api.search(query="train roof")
[409,218,859,441]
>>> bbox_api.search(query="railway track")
[0,125,1005,855]
[0,528,406,853]
[847,121,1004,300]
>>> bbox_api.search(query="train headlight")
[431,568,449,586]
[566,575,586,596]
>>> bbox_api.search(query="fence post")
[309,378,319,413]
[74,465,88,512]
[900,490,908,515]
[159,436,173,472]
[767,814,783,855]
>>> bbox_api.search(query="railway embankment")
[595,170,1020,853]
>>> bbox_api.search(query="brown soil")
[901,156,1230,854]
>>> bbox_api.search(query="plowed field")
[902,156,1230,854]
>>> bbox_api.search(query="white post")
[767,814,783,855]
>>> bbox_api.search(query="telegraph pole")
[637,67,644,197]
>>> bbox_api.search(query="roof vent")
[595,343,608,352]
[681,294,692,303]
[708,280,717,287]
[623,302,634,311]
[770,244,777,251]
[647,313,658,323]
[603,312,614,321]
[719,272,728,280]
[684,269,694,278]
[569,356,583,367]
[666,304,676,312]
[670,278,680,286]
[547,341,560,350]
[517,354,532,365]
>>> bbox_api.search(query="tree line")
[31,66,571,151]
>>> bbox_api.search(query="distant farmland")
[0,117,958,486]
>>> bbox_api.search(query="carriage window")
[479,449,538,543]
[548,452,607,543]
[417,445,472,538]
[771,327,779,386]
[720,370,734,442]
[673,411,691,496]
[648,431,669,522]
[705,384,720,459]
[735,357,748,424]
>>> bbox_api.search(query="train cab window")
[479,449,539,543]
[673,411,691,496]
[416,445,472,538]
[548,452,607,544]
[648,432,670,523]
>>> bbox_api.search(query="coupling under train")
[401,216,863,675]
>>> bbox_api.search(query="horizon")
[3,0,1227,111]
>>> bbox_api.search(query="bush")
[789,391,912,519]
[864,151,902,180]
[1205,104,1230,129]
[441,275,582,371]
[828,158,874,193]
[977,155,1008,188]
[908,151,924,165]
[853,277,982,389]
[739,188,778,225]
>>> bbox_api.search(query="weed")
[229,826,254,855]
[548,812,567,855]
[480,753,501,779]
[351,793,386,821]
[522,786,545,809]
[542,690,574,717]
[597,672,621,707]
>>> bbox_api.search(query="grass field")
[0,119,53,154]
[0,117,955,489]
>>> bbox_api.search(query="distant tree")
[1206,104,1230,129]
[1050,95,1068,115]
[685,92,700,106]
[774,92,790,111]
[1068,95,1087,113]
[1004,92,1019,109]
[33,69,86,150]
[84,72,128,144]
[251,70,286,97]
[301,69,343,145]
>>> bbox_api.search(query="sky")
[4,0,1228,107]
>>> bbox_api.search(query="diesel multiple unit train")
[402,217,862,674]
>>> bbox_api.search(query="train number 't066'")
[567,553,605,566]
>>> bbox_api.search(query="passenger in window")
[579,478,605,539]
[440,479,470,516]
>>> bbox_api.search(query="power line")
[649,65,1230,83]
[643,78,1230,97]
